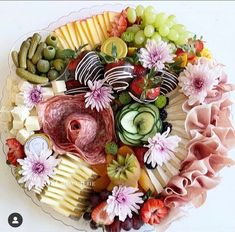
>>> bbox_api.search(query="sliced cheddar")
[80,20,94,48]
[108,11,119,22]
[96,14,108,39]
[103,11,110,30]
[92,15,105,43]
[54,29,69,49]
[74,21,92,50]
[66,22,80,49]
[86,18,100,46]
[60,25,75,50]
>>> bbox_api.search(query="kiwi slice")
[133,111,155,135]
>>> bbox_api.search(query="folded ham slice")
[37,94,115,164]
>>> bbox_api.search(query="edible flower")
[200,48,212,59]
[23,84,43,109]
[106,185,144,222]
[85,80,114,112]
[144,127,181,167]
[17,149,59,192]
[139,39,175,70]
[178,57,219,105]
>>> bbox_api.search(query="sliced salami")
[37,94,115,164]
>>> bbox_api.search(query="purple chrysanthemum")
[23,84,43,109]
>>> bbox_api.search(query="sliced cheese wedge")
[66,22,80,49]
[145,168,163,194]
[85,18,100,46]
[54,29,69,49]
[96,14,108,39]
[92,15,105,43]
[103,11,110,30]
[60,25,75,50]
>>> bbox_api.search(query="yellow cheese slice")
[74,21,92,50]
[60,25,75,50]
[85,18,100,46]
[103,11,110,30]
[108,11,119,22]
[66,22,80,49]
[92,15,105,43]
[96,14,108,39]
[54,29,69,49]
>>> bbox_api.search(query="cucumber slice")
[156,120,162,132]
[133,111,155,135]
[120,111,139,134]
[119,108,133,121]
[129,102,140,110]
[141,125,158,142]
[138,106,156,115]
[118,132,133,146]
[123,131,144,140]
[123,133,141,145]
[145,104,159,119]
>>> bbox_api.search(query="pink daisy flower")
[23,84,43,109]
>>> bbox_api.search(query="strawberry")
[67,51,87,71]
[65,80,81,90]
[130,76,145,97]
[140,199,168,225]
[194,39,204,53]
[108,11,128,37]
[6,138,25,166]
[146,87,160,100]
[133,147,148,168]
[105,60,126,72]
[175,48,185,57]
[133,64,147,77]
[91,201,114,226]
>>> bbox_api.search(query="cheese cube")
[16,128,34,145]
[10,128,18,136]
[11,105,30,121]
[6,78,13,91]
[11,91,17,104]
[0,106,13,122]
[25,116,40,132]
[15,93,25,106]
[30,108,38,116]
[42,87,54,99]
[18,79,32,91]
[13,120,24,130]
[51,80,66,95]
[0,121,11,133]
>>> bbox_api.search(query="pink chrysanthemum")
[144,128,181,167]
[23,84,43,109]
[139,39,175,70]
[17,149,59,192]
[179,58,219,105]
[106,185,144,222]
[85,80,114,112]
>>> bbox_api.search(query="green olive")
[53,59,65,72]
[47,69,59,81]
[43,46,56,60]
[37,59,50,73]
[46,34,58,47]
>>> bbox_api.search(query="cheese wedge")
[60,25,75,50]
[74,21,92,50]
[92,16,105,43]
[66,22,80,49]
[96,14,108,39]
[103,11,110,30]
[108,11,119,22]
[54,29,69,49]
[80,20,95,48]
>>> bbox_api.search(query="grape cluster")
[123,5,193,47]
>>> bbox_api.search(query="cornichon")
[16,68,49,84]
[28,33,41,59]
[11,51,19,67]
[26,59,36,74]
[55,48,76,60]
[19,40,30,69]
[32,42,46,64]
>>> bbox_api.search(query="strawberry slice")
[194,39,204,53]
[133,64,147,77]
[6,138,25,166]
[130,76,145,97]
[146,87,160,100]
[133,147,148,168]
[108,11,127,37]
[91,201,114,226]
[140,199,168,225]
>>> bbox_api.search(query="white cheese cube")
[10,128,18,136]
[42,87,54,99]
[18,79,32,91]
[11,91,17,104]
[15,93,25,106]
[0,121,11,133]
[25,116,40,132]
[0,106,13,122]
[51,80,66,95]
[30,108,38,116]
[12,84,19,93]
[16,128,34,145]
[13,120,24,130]
[11,105,30,121]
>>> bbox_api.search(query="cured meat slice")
[37,94,115,164]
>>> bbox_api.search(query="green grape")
[175,34,188,45]
[182,31,194,39]
[154,12,167,29]
[169,43,177,52]
[145,13,156,25]
[164,18,175,29]
[121,31,135,42]
[167,29,179,41]
[168,14,176,21]
[151,32,162,42]
[144,25,155,37]
[126,24,140,33]
[171,24,186,33]
[144,5,155,16]
[136,5,144,17]
[141,15,147,28]
[161,37,169,43]
[127,7,137,24]
[134,30,145,45]
[159,25,170,37]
